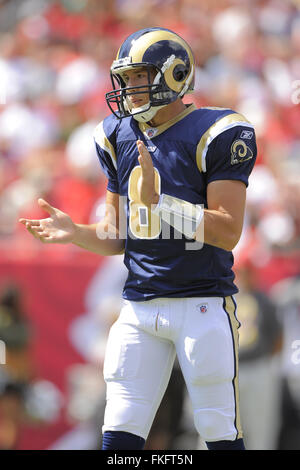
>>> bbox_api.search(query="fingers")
[25,224,52,243]
[24,224,43,240]
[19,218,48,238]
[19,207,57,243]
[28,225,44,234]
[38,198,56,216]
[137,140,151,162]
[39,234,53,243]
[137,140,153,173]
[19,218,41,227]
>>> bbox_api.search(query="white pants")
[102,296,242,442]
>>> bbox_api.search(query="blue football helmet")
[105,27,195,122]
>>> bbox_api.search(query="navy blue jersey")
[94,104,257,301]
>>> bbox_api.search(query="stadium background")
[0,0,300,450]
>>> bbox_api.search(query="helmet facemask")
[105,63,177,122]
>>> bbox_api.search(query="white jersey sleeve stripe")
[93,121,117,170]
[196,113,254,173]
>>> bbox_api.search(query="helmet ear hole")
[173,64,188,82]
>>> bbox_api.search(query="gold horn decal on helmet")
[164,58,187,92]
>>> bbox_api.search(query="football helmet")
[105,27,195,122]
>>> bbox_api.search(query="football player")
[20,27,257,450]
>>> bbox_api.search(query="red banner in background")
[0,247,102,450]
[1,241,299,450]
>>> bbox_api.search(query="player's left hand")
[137,140,159,208]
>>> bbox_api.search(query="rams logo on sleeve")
[230,139,253,165]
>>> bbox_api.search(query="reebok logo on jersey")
[240,130,253,139]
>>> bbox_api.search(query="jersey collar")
[138,103,197,139]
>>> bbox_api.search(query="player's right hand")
[137,140,159,208]
[19,199,77,244]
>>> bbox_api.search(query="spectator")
[271,274,300,450]
[235,261,283,450]
[0,282,33,449]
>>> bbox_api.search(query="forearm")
[196,209,242,251]
[72,222,125,256]
[152,192,242,251]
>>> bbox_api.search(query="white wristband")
[152,193,203,239]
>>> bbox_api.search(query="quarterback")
[20,28,257,450]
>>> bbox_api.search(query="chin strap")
[131,103,165,122]
[123,92,165,123]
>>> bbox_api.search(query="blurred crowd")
[0,0,300,450]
